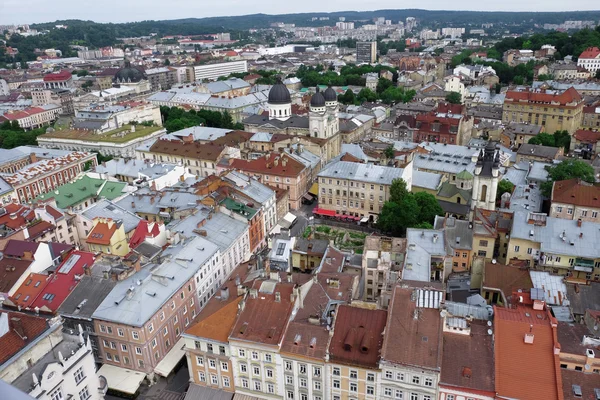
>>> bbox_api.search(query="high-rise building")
[356,41,377,64]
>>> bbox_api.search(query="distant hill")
[31,9,600,35]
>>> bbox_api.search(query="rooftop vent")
[524,333,535,344]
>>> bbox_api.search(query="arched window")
[480,184,488,202]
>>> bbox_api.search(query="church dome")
[310,89,326,107]
[114,61,146,83]
[323,86,337,102]
[268,80,291,104]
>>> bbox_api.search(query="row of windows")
[198,371,230,387]
[332,367,374,381]
[286,361,321,377]
[382,389,433,400]
[237,348,274,363]
[383,370,434,387]
[320,178,385,191]
[196,356,228,371]
[285,375,322,390]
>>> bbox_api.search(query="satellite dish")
[440,310,448,318]
[487,320,492,327]
[584,364,591,370]
[491,259,497,264]
[487,329,493,335]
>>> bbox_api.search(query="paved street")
[105,364,189,400]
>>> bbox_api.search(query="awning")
[360,216,369,223]
[302,193,314,201]
[309,182,319,196]
[313,207,335,217]
[154,338,186,377]
[97,364,146,395]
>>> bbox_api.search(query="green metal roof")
[456,170,474,180]
[222,198,258,220]
[35,176,126,209]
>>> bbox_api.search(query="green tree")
[445,91,462,104]
[164,58,171,66]
[513,75,525,85]
[596,69,600,79]
[376,78,393,94]
[390,179,409,204]
[413,191,444,225]
[541,160,595,197]
[553,130,571,152]
[357,88,377,103]
[537,74,554,81]
[497,179,515,200]
[384,145,395,159]
[528,133,555,147]
[338,89,356,105]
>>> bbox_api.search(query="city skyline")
[1,1,600,25]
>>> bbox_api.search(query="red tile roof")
[129,220,161,249]
[0,311,49,364]
[26,220,55,240]
[9,273,49,308]
[494,304,563,400]
[573,130,600,143]
[552,178,600,209]
[440,321,495,395]
[381,286,443,369]
[505,87,583,106]
[329,305,387,369]
[483,263,533,305]
[0,258,33,294]
[149,139,225,162]
[43,70,72,82]
[0,203,35,230]
[578,47,600,60]
[0,106,51,121]
[29,251,95,313]
[86,219,118,245]
[230,152,306,178]
[229,280,295,346]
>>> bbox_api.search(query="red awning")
[314,208,336,217]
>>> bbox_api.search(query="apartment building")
[577,47,600,74]
[230,152,310,210]
[92,236,221,385]
[507,211,600,280]
[228,278,297,399]
[502,87,584,134]
[362,236,407,305]
[380,286,443,400]
[85,217,131,256]
[316,161,413,221]
[356,41,377,64]
[145,66,177,90]
[550,178,600,223]
[413,103,474,146]
[137,138,227,178]
[187,60,248,82]
[0,104,62,130]
[1,150,97,204]
[327,305,387,400]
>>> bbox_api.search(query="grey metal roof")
[92,236,219,326]
[566,281,600,316]
[249,132,273,142]
[0,176,12,196]
[243,114,310,129]
[512,211,600,259]
[224,170,275,205]
[317,161,408,185]
[527,161,552,183]
[139,163,178,179]
[202,78,250,94]
[95,159,150,179]
[434,216,473,251]
[168,210,249,252]
[339,143,375,162]
[507,184,542,213]
[404,229,446,282]
[0,146,71,167]
[503,168,528,186]
[517,144,561,159]
[57,274,118,320]
[184,383,233,400]
[82,199,141,234]
[412,170,442,190]
[168,126,231,142]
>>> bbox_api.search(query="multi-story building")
[380,286,443,400]
[42,70,73,89]
[228,278,297,399]
[502,87,584,134]
[577,47,600,74]
[356,41,377,64]
[516,143,563,163]
[327,304,387,400]
[507,211,600,280]
[85,217,131,256]
[31,88,74,115]
[187,60,248,82]
[1,151,97,204]
[92,236,221,385]
[315,160,413,221]
[1,315,105,400]
[413,103,474,145]
[550,178,600,223]
[137,138,226,178]
[145,67,177,91]
[362,236,407,305]
[434,215,474,273]
[0,104,62,130]
[230,152,310,210]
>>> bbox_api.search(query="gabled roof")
[86,219,119,245]
[552,178,600,209]
[578,47,600,59]
[229,280,295,346]
[494,304,563,400]
[0,311,49,365]
[129,220,161,249]
[149,139,225,161]
[329,305,387,369]
[483,263,533,304]
[230,152,306,178]
[505,87,582,106]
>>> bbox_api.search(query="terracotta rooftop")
[9,273,49,309]
[25,220,55,240]
[329,305,387,369]
[0,203,35,230]
[381,286,443,370]
[494,304,563,400]
[505,87,583,107]
[86,219,119,245]
[211,130,254,147]
[1,151,94,185]
[229,280,295,346]
[483,263,533,305]
[43,70,72,82]
[440,320,495,395]
[579,47,600,59]
[552,178,600,209]
[129,220,161,249]
[230,152,306,178]
[149,139,225,161]
[0,311,49,365]
[185,262,252,343]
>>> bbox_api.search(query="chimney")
[83,264,92,276]
[150,197,155,204]
[22,251,34,261]
[198,230,207,237]
[524,333,535,344]
[282,157,288,167]
[221,287,229,301]
[29,153,38,164]
[275,292,281,302]
[131,201,135,209]
[250,289,258,299]
[577,218,582,227]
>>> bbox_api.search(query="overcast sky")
[1,1,599,25]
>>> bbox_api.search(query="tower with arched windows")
[471,141,500,211]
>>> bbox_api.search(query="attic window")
[462,367,472,378]
[572,384,582,398]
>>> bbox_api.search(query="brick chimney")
[29,153,38,164]
[22,251,34,261]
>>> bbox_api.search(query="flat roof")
[97,364,145,395]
